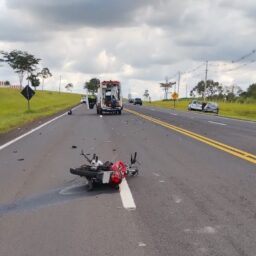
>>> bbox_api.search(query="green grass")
[0,88,80,133]
[144,99,256,121]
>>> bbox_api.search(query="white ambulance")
[96,80,123,115]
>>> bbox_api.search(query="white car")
[80,96,87,104]
[188,100,203,111]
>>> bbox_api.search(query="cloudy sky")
[0,0,256,99]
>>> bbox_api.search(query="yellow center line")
[125,108,256,165]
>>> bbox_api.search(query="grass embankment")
[0,88,80,133]
[144,99,256,121]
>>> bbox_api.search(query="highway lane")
[0,105,256,255]
[126,104,256,155]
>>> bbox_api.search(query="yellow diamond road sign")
[171,92,179,100]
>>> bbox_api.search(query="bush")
[244,97,256,104]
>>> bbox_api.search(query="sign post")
[21,85,35,111]
[171,92,179,108]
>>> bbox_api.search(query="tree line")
[190,80,256,103]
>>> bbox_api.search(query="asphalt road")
[127,104,256,154]
[0,104,256,256]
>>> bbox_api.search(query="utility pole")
[59,75,61,94]
[186,84,188,98]
[204,61,208,101]
[177,71,181,97]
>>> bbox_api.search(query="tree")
[27,74,40,90]
[246,83,256,99]
[0,50,41,90]
[190,80,222,98]
[38,67,52,91]
[84,78,100,94]
[4,81,10,86]
[160,78,176,100]
[222,85,243,102]
[65,83,73,91]
[143,89,150,101]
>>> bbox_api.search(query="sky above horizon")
[0,0,256,99]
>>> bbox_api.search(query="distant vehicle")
[134,98,142,105]
[96,80,123,115]
[80,96,86,104]
[203,102,219,114]
[128,98,134,103]
[87,95,97,109]
[188,100,203,111]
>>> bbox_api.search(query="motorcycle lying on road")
[70,151,139,191]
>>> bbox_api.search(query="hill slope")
[0,88,80,133]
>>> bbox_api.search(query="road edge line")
[0,105,81,151]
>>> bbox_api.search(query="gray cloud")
[1,0,256,99]
[6,0,159,28]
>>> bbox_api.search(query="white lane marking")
[197,226,217,234]
[159,180,165,183]
[152,172,160,177]
[208,121,227,126]
[0,105,81,151]
[170,113,178,116]
[119,178,136,210]
[184,226,217,234]
[138,242,146,247]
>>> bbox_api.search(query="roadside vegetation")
[143,99,256,121]
[142,80,256,121]
[0,88,80,133]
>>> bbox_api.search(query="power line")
[183,62,205,74]
[223,59,256,72]
[166,49,256,91]
[232,49,256,63]
[167,72,178,81]
[209,59,256,73]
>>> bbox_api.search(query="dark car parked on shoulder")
[134,98,142,105]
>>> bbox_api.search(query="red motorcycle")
[70,151,139,191]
